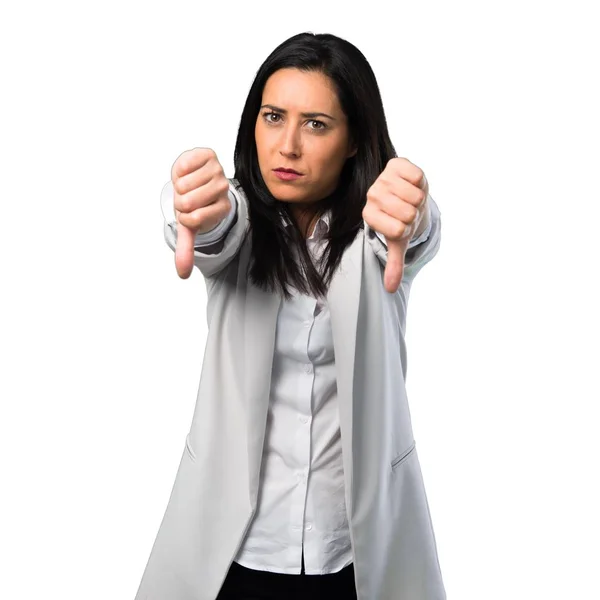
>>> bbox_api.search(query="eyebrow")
[260,104,337,121]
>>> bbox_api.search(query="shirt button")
[304,320,311,327]
[298,415,309,424]
[305,523,313,531]
[304,364,313,374]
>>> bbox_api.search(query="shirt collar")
[282,210,331,242]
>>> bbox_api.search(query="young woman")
[135,32,445,600]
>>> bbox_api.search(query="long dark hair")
[234,32,396,299]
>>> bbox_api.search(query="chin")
[266,182,306,203]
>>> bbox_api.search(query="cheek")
[255,126,275,161]
[310,139,347,174]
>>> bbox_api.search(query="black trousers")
[216,553,357,600]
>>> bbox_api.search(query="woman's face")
[255,68,356,208]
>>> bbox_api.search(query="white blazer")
[134,180,446,600]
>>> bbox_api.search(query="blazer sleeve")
[161,178,249,279]
[364,193,442,283]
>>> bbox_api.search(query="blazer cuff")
[372,200,433,249]
[192,190,238,247]
[159,180,239,248]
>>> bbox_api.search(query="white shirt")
[234,213,352,575]
[160,181,432,575]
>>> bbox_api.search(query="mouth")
[273,168,304,181]
[273,167,303,175]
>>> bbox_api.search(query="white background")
[1,0,598,598]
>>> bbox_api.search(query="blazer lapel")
[326,230,364,515]
[244,279,281,506]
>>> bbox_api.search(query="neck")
[291,205,321,239]
[286,182,342,239]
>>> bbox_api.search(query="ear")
[347,143,358,158]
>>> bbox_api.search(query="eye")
[308,120,326,131]
[262,111,327,131]
[263,111,281,124]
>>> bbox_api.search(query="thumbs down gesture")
[362,158,430,293]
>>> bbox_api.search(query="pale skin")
[171,68,430,293]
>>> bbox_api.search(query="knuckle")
[366,187,379,204]
[171,161,180,181]
[201,147,217,164]
[183,208,204,231]
[173,178,186,196]
[177,156,192,177]
[386,157,402,172]
[407,205,418,222]
[391,222,406,239]
[178,193,195,213]
[216,178,229,197]
[220,198,232,217]
[206,189,219,207]
[177,211,192,229]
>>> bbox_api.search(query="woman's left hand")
[362,157,429,293]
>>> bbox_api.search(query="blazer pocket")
[184,433,197,461]
[391,440,416,471]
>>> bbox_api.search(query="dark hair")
[233,32,396,299]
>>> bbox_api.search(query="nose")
[279,123,302,159]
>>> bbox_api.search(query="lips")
[274,168,303,175]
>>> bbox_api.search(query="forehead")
[261,68,342,115]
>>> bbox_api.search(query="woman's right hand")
[171,148,231,279]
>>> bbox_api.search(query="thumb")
[175,221,195,279]
[384,238,407,293]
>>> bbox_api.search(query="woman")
[136,32,445,600]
